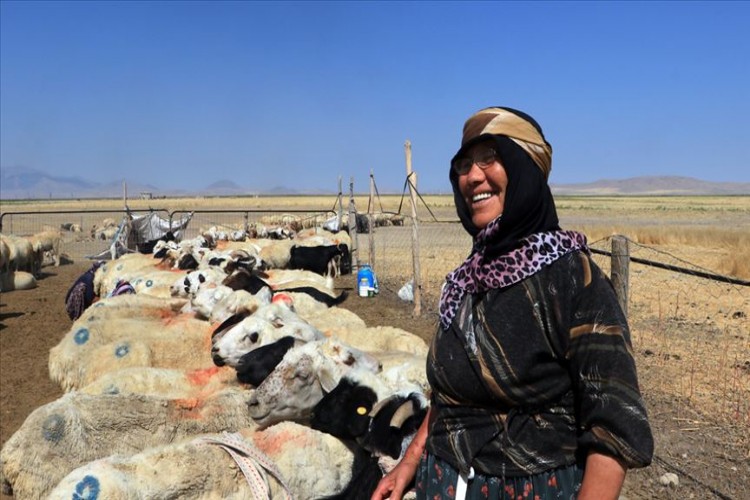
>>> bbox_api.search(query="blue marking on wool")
[41,414,65,443]
[146,279,153,287]
[94,302,105,308]
[74,328,89,345]
[72,475,100,500]
[116,264,123,271]
[115,343,129,358]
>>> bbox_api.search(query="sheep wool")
[0,389,258,499]
[47,423,355,500]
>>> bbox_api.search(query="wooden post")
[368,169,376,270]
[336,176,344,231]
[348,177,359,270]
[611,235,630,318]
[405,140,422,316]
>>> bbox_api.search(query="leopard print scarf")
[439,218,588,331]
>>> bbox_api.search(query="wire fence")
[1,207,748,498]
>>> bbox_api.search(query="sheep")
[211,303,325,368]
[60,222,82,232]
[76,292,187,323]
[0,235,9,273]
[234,336,305,386]
[79,365,239,398]
[49,312,215,391]
[309,374,428,493]
[1,234,37,274]
[258,238,295,269]
[312,321,428,357]
[184,283,272,323]
[289,244,348,277]
[47,422,356,500]
[169,267,228,298]
[27,229,63,267]
[93,252,182,297]
[0,270,37,292]
[246,338,382,429]
[221,267,347,308]
[0,389,258,499]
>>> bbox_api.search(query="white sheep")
[207,287,273,324]
[49,313,214,391]
[79,365,239,399]
[0,270,37,292]
[169,267,228,298]
[76,293,187,323]
[1,234,38,274]
[211,302,325,368]
[94,252,182,297]
[48,422,356,500]
[0,388,258,499]
[27,230,63,267]
[247,337,382,429]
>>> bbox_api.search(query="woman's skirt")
[415,451,583,499]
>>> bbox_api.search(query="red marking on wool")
[171,397,206,420]
[187,367,221,385]
[254,426,310,455]
[272,294,293,305]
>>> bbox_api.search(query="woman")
[371,107,653,500]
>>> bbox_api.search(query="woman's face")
[457,141,508,229]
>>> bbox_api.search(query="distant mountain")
[550,176,750,196]
[202,180,249,197]
[1,166,748,199]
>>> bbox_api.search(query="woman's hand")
[370,408,431,500]
[370,453,421,500]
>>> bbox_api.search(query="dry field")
[1,194,748,498]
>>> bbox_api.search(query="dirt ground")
[0,261,746,499]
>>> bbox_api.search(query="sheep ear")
[389,400,416,428]
[212,311,250,340]
[319,366,339,393]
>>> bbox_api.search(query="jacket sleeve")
[566,253,654,468]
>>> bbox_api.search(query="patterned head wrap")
[456,107,553,179]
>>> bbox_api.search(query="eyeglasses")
[452,148,498,175]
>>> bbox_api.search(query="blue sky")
[1,1,748,193]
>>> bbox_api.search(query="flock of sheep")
[0,222,429,499]
[0,231,63,292]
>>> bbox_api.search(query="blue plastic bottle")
[357,265,377,297]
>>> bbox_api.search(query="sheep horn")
[389,400,416,428]
[368,398,390,419]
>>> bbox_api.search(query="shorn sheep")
[0,389,258,499]
[1,240,435,499]
[48,423,356,499]
[49,311,215,391]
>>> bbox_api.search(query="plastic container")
[357,265,379,297]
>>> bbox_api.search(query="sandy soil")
[0,261,746,499]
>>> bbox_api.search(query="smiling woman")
[371,107,654,500]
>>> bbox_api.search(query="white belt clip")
[455,466,475,500]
